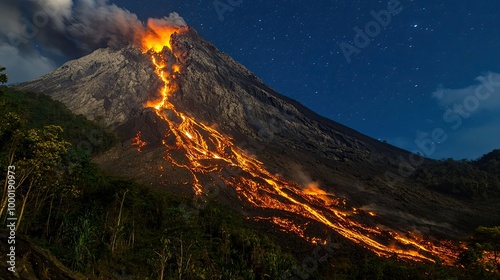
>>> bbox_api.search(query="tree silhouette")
[0,66,7,84]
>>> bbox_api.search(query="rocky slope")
[20,46,162,127]
[19,28,499,244]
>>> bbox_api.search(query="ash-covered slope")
[18,28,497,245]
[20,46,163,127]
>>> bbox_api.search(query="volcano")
[18,26,498,264]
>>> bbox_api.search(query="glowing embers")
[131,131,147,152]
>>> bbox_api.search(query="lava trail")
[136,25,462,264]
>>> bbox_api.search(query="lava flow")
[136,24,463,264]
[131,131,147,152]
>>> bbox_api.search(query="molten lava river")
[136,24,463,264]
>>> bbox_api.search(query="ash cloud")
[0,0,186,83]
[66,0,145,52]
[148,13,187,29]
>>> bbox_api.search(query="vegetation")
[458,226,500,274]
[412,155,500,199]
[0,66,7,84]
[0,86,117,154]
[0,81,499,279]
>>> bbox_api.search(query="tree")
[0,66,7,84]
[154,237,172,280]
[110,189,129,253]
[472,226,500,271]
[0,112,24,218]
[458,243,483,268]
[460,226,500,273]
[173,235,194,280]
[6,125,70,230]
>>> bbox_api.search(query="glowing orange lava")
[141,19,183,52]
[137,24,463,264]
[131,131,147,152]
[303,182,336,205]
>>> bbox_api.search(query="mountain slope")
[3,86,499,279]
[20,46,163,127]
[170,29,415,166]
[18,27,499,263]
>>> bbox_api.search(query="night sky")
[2,0,500,159]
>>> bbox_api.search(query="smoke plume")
[0,0,186,82]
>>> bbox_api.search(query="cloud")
[389,73,500,160]
[0,43,57,84]
[426,72,500,159]
[432,72,500,114]
[0,0,187,83]
[0,1,24,38]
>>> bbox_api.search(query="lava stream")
[136,25,462,264]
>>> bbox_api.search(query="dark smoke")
[66,0,145,52]
[0,0,186,82]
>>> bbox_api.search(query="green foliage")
[0,87,116,232]
[476,150,500,176]
[456,226,500,278]
[459,243,483,267]
[0,87,117,154]
[0,119,72,229]
[471,227,500,272]
[16,125,70,171]
[0,111,24,151]
[67,211,103,272]
[0,66,7,84]
[412,154,500,199]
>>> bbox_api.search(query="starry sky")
[2,0,500,159]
